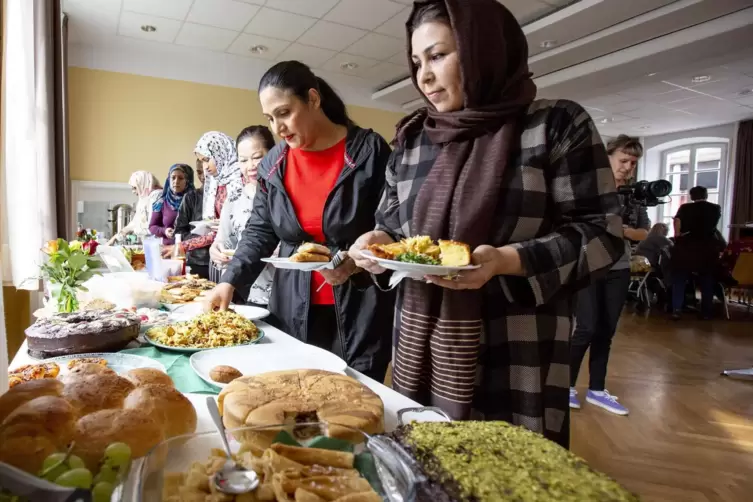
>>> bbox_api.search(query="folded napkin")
[119,346,219,394]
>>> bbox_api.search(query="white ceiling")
[63,0,753,136]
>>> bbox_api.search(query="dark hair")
[690,185,708,201]
[237,125,275,151]
[606,134,644,158]
[409,1,450,35]
[259,61,354,128]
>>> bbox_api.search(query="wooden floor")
[571,305,753,501]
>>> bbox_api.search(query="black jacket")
[175,188,209,268]
[222,127,395,377]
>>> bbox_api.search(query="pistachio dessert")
[390,421,638,502]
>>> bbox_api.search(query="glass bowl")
[135,421,435,502]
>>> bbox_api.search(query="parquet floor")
[571,306,753,501]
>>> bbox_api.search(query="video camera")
[617,180,672,207]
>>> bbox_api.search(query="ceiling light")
[646,72,658,77]
[599,117,613,124]
[539,40,557,49]
[340,62,359,71]
[249,45,268,54]
[140,25,157,33]
[691,75,711,84]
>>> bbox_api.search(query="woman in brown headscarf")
[349,0,624,447]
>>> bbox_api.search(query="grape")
[102,443,131,471]
[54,468,93,489]
[66,454,85,470]
[92,481,114,502]
[40,453,69,481]
[93,465,117,485]
[42,453,67,471]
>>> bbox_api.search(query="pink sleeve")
[181,231,216,252]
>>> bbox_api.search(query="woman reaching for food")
[209,125,277,305]
[149,163,194,245]
[348,0,624,447]
[204,61,395,381]
[107,171,162,244]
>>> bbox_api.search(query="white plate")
[190,343,347,389]
[361,250,480,276]
[38,352,166,375]
[170,303,270,321]
[261,257,334,271]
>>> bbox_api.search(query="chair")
[722,252,753,380]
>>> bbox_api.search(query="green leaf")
[271,430,301,447]
[68,253,88,269]
[307,436,354,453]
[76,269,96,283]
[57,239,70,254]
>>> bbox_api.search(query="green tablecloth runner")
[119,346,219,394]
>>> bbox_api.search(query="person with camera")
[570,135,650,416]
[670,185,723,320]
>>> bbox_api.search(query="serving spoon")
[205,396,260,495]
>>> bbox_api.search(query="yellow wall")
[68,68,405,182]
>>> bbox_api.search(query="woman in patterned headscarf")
[163,132,243,260]
[108,170,162,244]
[149,163,194,245]
[349,0,624,448]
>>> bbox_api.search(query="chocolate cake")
[25,310,141,358]
[388,421,638,502]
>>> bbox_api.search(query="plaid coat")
[375,99,625,447]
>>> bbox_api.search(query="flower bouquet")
[39,239,101,313]
[76,227,99,255]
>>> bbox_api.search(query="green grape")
[93,466,118,485]
[42,453,67,471]
[54,467,93,489]
[66,454,85,470]
[91,481,114,502]
[40,453,69,481]
[102,443,131,471]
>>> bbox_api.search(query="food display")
[160,276,216,304]
[290,243,332,263]
[219,370,384,443]
[387,421,638,502]
[81,299,117,311]
[209,364,243,384]
[67,357,108,369]
[122,246,146,271]
[369,235,471,267]
[124,367,175,387]
[7,362,60,388]
[24,309,141,358]
[146,310,261,349]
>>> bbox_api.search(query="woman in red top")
[205,61,395,380]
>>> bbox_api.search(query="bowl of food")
[144,310,264,353]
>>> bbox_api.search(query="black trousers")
[306,304,346,358]
[571,268,631,390]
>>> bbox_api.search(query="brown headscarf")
[392,0,537,419]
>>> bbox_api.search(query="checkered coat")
[375,99,625,447]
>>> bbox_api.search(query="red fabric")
[182,186,226,253]
[284,140,346,305]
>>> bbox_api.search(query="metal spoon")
[206,396,260,494]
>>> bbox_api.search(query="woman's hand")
[209,242,231,265]
[165,228,175,239]
[426,245,523,290]
[107,234,120,246]
[348,231,394,275]
[161,245,174,258]
[204,283,235,311]
[319,256,359,286]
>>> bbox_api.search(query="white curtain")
[2,0,60,290]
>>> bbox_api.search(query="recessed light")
[691,75,711,84]
[249,45,268,54]
[646,72,658,77]
[599,117,613,124]
[340,62,359,71]
[140,25,157,33]
[540,40,557,49]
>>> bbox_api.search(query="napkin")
[119,346,219,394]
[388,271,426,289]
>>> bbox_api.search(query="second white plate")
[190,343,347,389]
[261,257,335,271]
[170,303,270,321]
[361,250,480,277]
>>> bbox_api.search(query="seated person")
[635,223,672,268]
[671,186,723,320]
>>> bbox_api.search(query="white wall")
[638,122,738,237]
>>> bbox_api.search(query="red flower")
[82,240,99,256]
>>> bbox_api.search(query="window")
[660,143,727,236]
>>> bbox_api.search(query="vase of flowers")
[40,238,101,313]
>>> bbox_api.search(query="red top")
[284,139,346,305]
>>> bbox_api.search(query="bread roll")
[0,434,58,474]
[60,362,116,384]
[0,378,63,423]
[123,384,197,439]
[62,373,135,415]
[73,409,165,469]
[290,252,331,263]
[209,365,242,384]
[0,396,77,448]
[124,368,174,388]
[297,243,331,256]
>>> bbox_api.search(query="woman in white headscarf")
[163,132,243,260]
[108,171,162,244]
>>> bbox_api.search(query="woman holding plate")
[204,61,395,381]
[348,0,624,447]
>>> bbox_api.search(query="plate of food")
[261,243,340,271]
[7,353,166,388]
[190,344,348,388]
[364,235,480,276]
[144,310,264,353]
[170,303,270,321]
[159,276,216,305]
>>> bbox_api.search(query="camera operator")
[570,135,649,416]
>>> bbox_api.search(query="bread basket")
[137,406,451,502]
